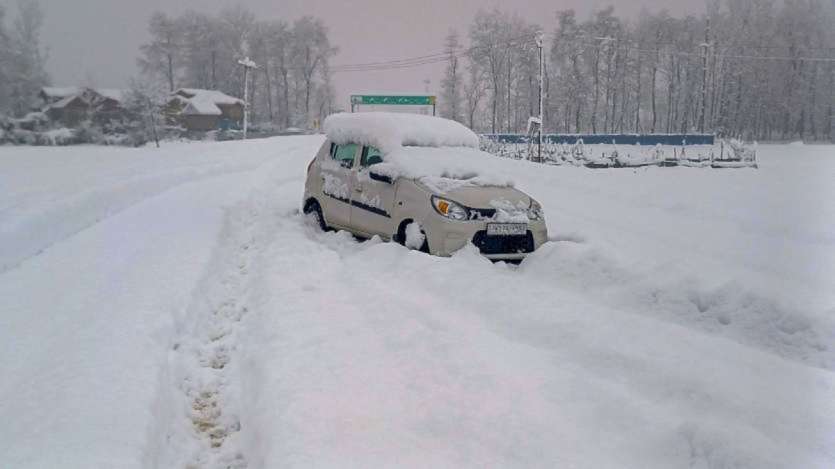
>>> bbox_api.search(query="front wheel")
[303,199,328,231]
[396,220,429,253]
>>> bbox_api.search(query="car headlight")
[431,195,470,221]
[528,200,544,221]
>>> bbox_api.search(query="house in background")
[93,89,127,122]
[38,87,128,127]
[166,89,244,131]
[38,87,83,106]
[44,94,91,127]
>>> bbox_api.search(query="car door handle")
[354,185,363,193]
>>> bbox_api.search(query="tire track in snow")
[0,164,261,276]
[154,160,302,469]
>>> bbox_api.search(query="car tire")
[303,199,328,231]
[396,220,429,253]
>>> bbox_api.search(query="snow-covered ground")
[1,138,833,468]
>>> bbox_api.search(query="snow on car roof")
[323,112,480,154]
[324,112,510,189]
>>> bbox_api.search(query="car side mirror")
[369,171,392,184]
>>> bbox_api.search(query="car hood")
[419,181,531,210]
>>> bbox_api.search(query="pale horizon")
[32,0,700,107]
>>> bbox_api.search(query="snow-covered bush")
[40,128,76,145]
[13,112,49,131]
[725,139,757,162]
[215,129,244,141]
[480,137,757,169]
[72,122,104,145]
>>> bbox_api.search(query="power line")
[328,32,540,73]
[331,52,450,69]
[579,40,835,63]
[324,31,835,75]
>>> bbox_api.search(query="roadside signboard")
[350,95,436,114]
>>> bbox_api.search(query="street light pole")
[238,56,258,139]
[536,31,545,162]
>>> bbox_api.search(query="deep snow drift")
[0,137,833,468]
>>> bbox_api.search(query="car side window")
[330,143,358,168]
[360,146,384,167]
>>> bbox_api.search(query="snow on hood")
[371,146,514,191]
[324,112,480,154]
[324,113,510,190]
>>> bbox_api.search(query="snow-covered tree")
[179,11,221,90]
[291,16,337,127]
[0,5,11,113]
[124,78,168,147]
[440,29,463,122]
[138,12,183,92]
[6,0,49,116]
[267,21,293,127]
[469,10,508,134]
[137,7,337,130]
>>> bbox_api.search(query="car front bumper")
[425,216,548,260]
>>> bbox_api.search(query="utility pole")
[238,56,258,139]
[699,20,710,133]
[423,78,432,115]
[537,30,545,162]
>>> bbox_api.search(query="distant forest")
[134,6,337,130]
[440,1,835,140]
[1,1,833,140]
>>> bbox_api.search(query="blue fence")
[482,134,715,146]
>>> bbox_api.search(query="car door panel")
[320,143,358,228]
[349,146,397,238]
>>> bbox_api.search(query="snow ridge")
[521,241,835,370]
[150,153,308,469]
[152,166,292,468]
[162,203,256,468]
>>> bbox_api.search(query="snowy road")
[1,137,833,468]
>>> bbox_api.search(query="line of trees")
[137,6,337,129]
[441,1,835,141]
[0,0,49,117]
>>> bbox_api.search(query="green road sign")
[351,95,436,106]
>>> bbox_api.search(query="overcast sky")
[27,0,699,107]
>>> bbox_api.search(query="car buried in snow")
[302,112,548,261]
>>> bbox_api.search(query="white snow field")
[1,137,833,468]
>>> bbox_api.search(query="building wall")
[218,103,243,122]
[183,114,220,131]
[47,101,90,128]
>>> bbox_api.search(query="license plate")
[486,223,527,236]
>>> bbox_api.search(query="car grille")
[472,230,535,255]
[468,208,496,220]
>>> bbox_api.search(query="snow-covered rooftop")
[172,89,244,116]
[49,95,85,109]
[40,87,127,105]
[41,87,82,99]
[175,89,243,107]
[323,112,480,155]
[96,89,125,102]
[181,96,223,116]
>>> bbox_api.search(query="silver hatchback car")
[302,113,548,261]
